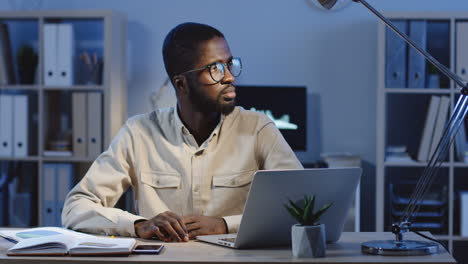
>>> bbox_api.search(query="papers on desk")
[0,227,136,256]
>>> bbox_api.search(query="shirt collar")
[173,106,225,140]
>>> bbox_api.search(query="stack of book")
[385,145,413,163]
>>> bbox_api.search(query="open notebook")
[0,227,136,256]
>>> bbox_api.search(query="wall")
[2,0,468,230]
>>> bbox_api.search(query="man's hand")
[134,211,189,242]
[183,215,228,239]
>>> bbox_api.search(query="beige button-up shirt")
[62,106,303,237]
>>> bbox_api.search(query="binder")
[56,163,73,226]
[0,94,13,156]
[9,190,31,227]
[0,162,9,226]
[56,24,74,86]
[72,93,87,157]
[13,95,28,157]
[408,20,427,88]
[385,20,408,88]
[428,96,450,159]
[43,24,59,86]
[456,22,468,82]
[455,119,467,162]
[42,163,58,226]
[461,192,468,236]
[87,92,102,157]
[417,96,441,161]
[0,23,16,85]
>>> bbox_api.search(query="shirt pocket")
[212,170,255,188]
[139,171,182,215]
[140,171,181,189]
[207,170,256,217]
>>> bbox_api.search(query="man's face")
[186,37,236,115]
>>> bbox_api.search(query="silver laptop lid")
[234,168,361,248]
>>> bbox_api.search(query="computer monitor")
[235,85,307,151]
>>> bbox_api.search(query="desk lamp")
[316,0,468,256]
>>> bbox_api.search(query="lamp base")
[361,240,439,256]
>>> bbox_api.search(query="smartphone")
[132,244,165,254]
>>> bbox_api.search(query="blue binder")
[385,20,408,88]
[42,163,58,226]
[408,20,427,88]
[42,163,74,227]
[0,162,8,226]
[55,163,73,226]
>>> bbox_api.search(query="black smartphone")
[132,244,165,254]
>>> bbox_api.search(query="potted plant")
[284,194,333,258]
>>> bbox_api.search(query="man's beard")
[189,85,235,115]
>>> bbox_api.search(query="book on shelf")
[43,150,72,157]
[461,192,468,236]
[417,95,441,162]
[455,119,467,162]
[428,96,450,159]
[0,227,136,256]
[385,155,414,163]
[385,145,414,163]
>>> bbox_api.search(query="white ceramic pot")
[291,223,326,258]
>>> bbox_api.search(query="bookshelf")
[0,11,126,228]
[376,12,468,261]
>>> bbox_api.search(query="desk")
[0,232,456,264]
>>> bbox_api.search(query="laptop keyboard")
[219,238,236,243]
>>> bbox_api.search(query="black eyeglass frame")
[178,57,242,83]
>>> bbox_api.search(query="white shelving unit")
[376,12,468,261]
[0,10,127,227]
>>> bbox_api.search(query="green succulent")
[284,194,333,226]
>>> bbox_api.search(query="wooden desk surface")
[0,232,456,264]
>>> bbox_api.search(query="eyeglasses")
[179,57,242,83]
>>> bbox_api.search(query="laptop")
[196,168,362,249]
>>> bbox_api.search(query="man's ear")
[173,75,189,95]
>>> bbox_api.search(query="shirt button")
[230,179,236,185]
[193,185,200,192]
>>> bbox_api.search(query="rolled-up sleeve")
[256,121,303,170]
[62,124,145,237]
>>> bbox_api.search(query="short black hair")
[162,22,225,83]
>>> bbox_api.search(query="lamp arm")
[352,0,468,239]
[355,0,468,94]
[400,96,468,230]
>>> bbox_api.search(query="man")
[62,22,302,242]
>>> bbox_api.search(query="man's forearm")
[62,197,145,237]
